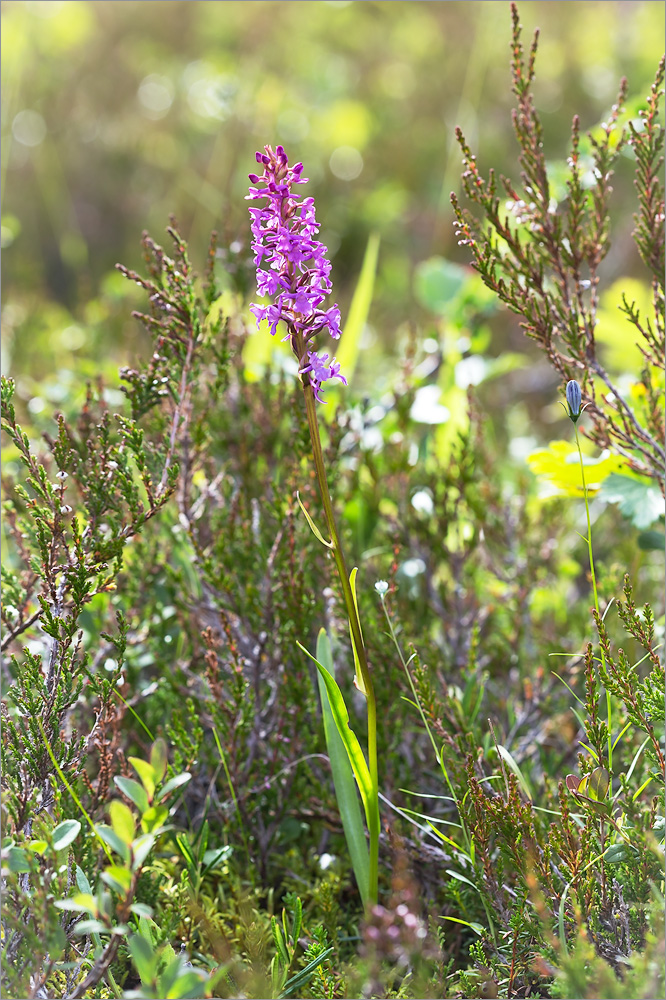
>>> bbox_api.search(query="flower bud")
[565,379,582,422]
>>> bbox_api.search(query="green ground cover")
[2,3,664,997]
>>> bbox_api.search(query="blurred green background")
[2,0,664,416]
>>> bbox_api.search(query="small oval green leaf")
[109,800,136,845]
[150,738,168,783]
[155,772,192,803]
[52,819,82,852]
[75,865,92,895]
[129,757,157,800]
[4,846,31,873]
[27,840,49,854]
[101,864,133,894]
[54,892,97,914]
[73,919,108,935]
[95,824,130,863]
[114,776,149,814]
[140,804,169,834]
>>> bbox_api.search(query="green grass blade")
[212,726,253,874]
[440,915,484,936]
[496,743,533,801]
[279,946,334,998]
[445,868,478,890]
[611,720,633,752]
[111,685,155,742]
[38,719,114,863]
[271,917,290,967]
[315,629,370,905]
[290,895,302,950]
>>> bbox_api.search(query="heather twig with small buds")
[0,227,215,997]
[451,2,665,488]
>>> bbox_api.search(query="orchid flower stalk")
[247,145,379,905]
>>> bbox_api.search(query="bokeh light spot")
[184,61,237,121]
[138,74,175,120]
[27,396,46,414]
[59,325,86,351]
[378,61,416,100]
[26,0,65,18]
[1,215,21,249]
[12,110,47,147]
[410,385,450,425]
[411,490,434,516]
[329,145,363,181]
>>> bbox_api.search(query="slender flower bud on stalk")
[565,378,613,772]
[566,379,582,422]
[246,144,346,402]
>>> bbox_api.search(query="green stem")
[379,596,459,808]
[574,425,612,773]
[302,383,379,904]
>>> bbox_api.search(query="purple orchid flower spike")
[247,144,346,401]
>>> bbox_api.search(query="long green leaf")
[445,868,477,890]
[279,946,334,998]
[271,917,290,967]
[289,895,302,951]
[440,915,484,936]
[298,640,373,823]
[315,629,370,905]
[496,744,533,801]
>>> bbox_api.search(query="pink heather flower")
[247,144,345,402]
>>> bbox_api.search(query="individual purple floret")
[300,351,348,403]
[247,144,345,401]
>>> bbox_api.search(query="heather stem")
[302,381,380,904]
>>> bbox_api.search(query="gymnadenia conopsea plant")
[247,144,380,906]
